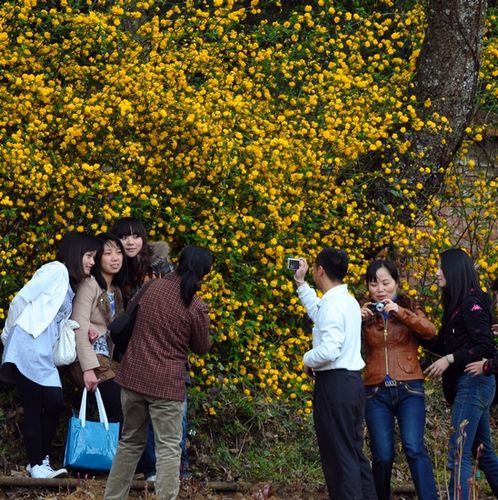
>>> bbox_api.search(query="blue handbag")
[63,388,119,471]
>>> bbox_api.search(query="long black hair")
[56,231,100,290]
[440,248,484,321]
[177,246,213,307]
[110,217,153,291]
[91,233,127,291]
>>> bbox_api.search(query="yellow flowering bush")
[0,0,497,410]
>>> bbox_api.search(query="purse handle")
[78,388,109,430]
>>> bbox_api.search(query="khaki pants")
[104,387,184,500]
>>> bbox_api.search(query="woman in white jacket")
[1,232,99,478]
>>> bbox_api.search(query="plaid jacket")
[115,273,211,400]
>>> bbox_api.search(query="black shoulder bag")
[109,280,154,361]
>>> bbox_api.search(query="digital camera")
[368,301,386,313]
[287,258,301,271]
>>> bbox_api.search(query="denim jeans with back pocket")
[449,373,498,499]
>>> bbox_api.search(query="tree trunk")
[362,0,487,259]
[411,0,487,174]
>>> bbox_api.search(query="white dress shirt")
[298,282,365,371]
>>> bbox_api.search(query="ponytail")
[177,246,213,306]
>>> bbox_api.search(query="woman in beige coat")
[71,233,126,423]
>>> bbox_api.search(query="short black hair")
[366,259,399,285]
[315,248,348,282]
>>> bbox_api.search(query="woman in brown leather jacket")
[360,259,438,500]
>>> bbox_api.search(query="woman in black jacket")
[425,248,498,499]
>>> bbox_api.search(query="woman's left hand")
[424,357,450,379]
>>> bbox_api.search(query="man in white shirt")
[294,248,376,500]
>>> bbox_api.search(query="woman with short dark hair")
[361,259,438,500]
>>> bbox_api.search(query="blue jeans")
[449,373,498,499]
[365,380,438,500]
[137,399,189,478]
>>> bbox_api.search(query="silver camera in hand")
[368,301,386,313]
[287,258,301,271]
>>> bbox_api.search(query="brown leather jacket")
[362,295,437,386]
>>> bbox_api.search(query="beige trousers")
[104,387,184,500]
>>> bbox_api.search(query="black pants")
[313,369,377,500]
[13,366,64,467]
[97,378,123,424]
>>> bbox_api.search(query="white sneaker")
[145,474,156,482]
[48,464,67,478]
[26,455,49,474]
[27,456,67,479]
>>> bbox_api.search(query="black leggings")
[95,378,123,424]
[13,366,64,467]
